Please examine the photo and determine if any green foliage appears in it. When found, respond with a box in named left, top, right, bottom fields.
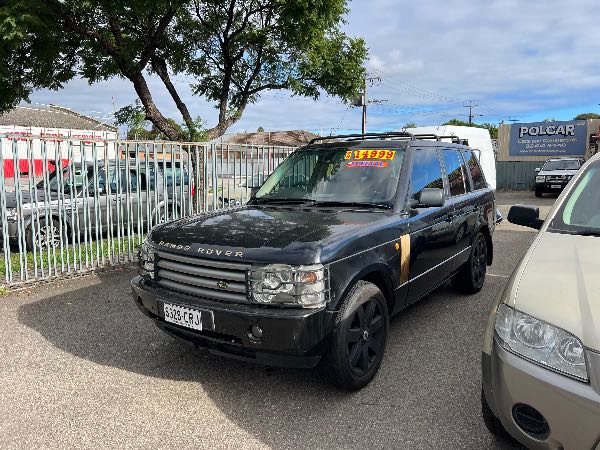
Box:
left=0, top=0, right=367, bottom=140
left=574, top=113, right=600, bottom=120
left=403, top=122, right=417, bottom=129
left=257, top=126, right=265, bottom=132
left=442, top=119, right=498, bottom=139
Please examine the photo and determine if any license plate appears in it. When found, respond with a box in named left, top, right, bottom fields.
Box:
left=551, top=184, right=562, bottom=189
left=163, top=303, right=204, bottom=331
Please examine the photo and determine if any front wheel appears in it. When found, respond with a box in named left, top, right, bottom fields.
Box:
left=323, top=281, right=389, bottom=390
left=535, top=187, right=543, bottom=197
left=451, top=232, right=488, bottom=294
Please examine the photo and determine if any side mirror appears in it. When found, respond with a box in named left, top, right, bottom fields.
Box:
left=414, top=188, right=445, bottom=208
left=508, top=204, right=544, bottom=230
left=535, top=167, right=541, bottom=173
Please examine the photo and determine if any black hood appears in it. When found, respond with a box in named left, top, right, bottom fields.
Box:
left=149, top=205, right=391, bottom=265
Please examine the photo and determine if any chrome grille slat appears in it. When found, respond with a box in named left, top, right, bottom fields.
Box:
left=156, top=259, right=246, bottom=281
left=158, top=269, right=246, bottom=293
left=159, top=279, right=247, bottom=303
left=156, top=250, right=249, bottom=304
left=156, top=251, right=249, bottom=271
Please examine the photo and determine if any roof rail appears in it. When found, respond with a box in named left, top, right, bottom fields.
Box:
left=308, top=131, right=469, bottom=146
left=437, top=135, right=462, bottom=144
left=309, top=132, right=415, bottom=145
left=412, top=134, right=441, bottom=141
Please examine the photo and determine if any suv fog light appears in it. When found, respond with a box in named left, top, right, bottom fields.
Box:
left=250, top=325, right=263, bottom=339
left=512, top=403, right=550, bottom=439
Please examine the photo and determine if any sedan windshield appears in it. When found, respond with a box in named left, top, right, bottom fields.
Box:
left=549, top=162, right=600, bottom=235
left=253, top=147, right=405, bottom=207
left=542, top=159, right=580, bottom=171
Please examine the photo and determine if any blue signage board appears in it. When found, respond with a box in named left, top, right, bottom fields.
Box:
left=509, top=120, right=588, bottom=157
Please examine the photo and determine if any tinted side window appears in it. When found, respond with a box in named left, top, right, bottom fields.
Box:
left=464, top=150, right=486, bottom=190
left=441, top=149, right=468, bottom=196
left=410, top=149, right=444, bottom=196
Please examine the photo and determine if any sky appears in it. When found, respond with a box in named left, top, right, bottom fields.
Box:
left=28, top=0, right=600, bottom=136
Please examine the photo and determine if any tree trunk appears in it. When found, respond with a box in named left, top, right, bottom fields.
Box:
left=152, top=58, right=196, bottom=135
left=129, top=71, right=185, bottom=141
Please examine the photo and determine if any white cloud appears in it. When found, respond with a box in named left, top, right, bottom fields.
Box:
left=28, top=0, right=600, bottom=133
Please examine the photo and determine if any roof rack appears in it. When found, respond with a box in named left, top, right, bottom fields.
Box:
left=309, top=132, right=415, bottom=145
left=309, top=132, right=468, bottom=146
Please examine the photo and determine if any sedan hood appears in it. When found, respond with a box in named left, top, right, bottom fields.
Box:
left=150, top=205, right=390, bottom=265
left=509, top=231, right=600, bottom=351
left=4, top=190, right=53, bottom=209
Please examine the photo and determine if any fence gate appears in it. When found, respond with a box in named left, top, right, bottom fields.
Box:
left=0, top=134, right=295, bottom=286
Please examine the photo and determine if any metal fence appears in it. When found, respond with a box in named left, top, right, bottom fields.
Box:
left=0, top=134, right=295, bottom=286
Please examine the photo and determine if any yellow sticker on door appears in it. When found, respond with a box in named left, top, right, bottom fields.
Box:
left=400, top=234, right=411, bottom=284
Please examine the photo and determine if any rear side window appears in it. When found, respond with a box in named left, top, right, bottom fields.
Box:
left=463, top=150, right=487, bottom=190
left=441, top=149, right=469, bottom=196
left=410, top=149, right=444, bottom=196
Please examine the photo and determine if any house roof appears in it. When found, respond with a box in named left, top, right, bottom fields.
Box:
left=217, top=130, right=319, bottom=147
left=0, top=105, right=117, bottom=132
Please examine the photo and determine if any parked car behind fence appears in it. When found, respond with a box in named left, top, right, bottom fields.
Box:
left=0, top=134, right=294, bottom=285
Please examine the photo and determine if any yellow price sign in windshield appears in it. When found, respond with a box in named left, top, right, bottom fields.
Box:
left=345, top=150, right=396, bottom=160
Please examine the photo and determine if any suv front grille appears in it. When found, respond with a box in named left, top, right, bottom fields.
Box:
left=547, top=175, right=568, bottom=182
left=156, top=251, right=250, bottom=303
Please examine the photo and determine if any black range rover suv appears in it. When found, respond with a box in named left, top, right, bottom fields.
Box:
left=132, top=132, right=496, bottom=389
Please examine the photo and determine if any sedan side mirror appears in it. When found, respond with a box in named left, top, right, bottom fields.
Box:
left=535, top=167, right=541, bottom=173
left=508, top=204, right=544, bottom=230
left=414, top=188, right=445, bottom=208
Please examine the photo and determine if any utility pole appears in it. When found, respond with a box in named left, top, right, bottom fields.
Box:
left=464, top=100, right=482, bottom=124
left=354, top=76, right=385, bottom=135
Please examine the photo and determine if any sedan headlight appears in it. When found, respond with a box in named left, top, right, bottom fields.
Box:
left=138, top=239, right=156, bottom=279
left=249, top=264, right=328, bottom=308
left=535, top=175, right=546, bottom=183
left=495, top=304, right=588, bottom=381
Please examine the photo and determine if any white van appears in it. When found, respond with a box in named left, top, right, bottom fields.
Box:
left=405, top=125, right=497, bottom=190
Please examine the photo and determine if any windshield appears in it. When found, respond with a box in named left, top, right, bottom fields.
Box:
left=253, top=147, right=405, bottom=206
left=549, top=162, right=600, bottom=235
left=42, top=165, right=89, bottom=194
left=542, top=159, right=580, bottom=171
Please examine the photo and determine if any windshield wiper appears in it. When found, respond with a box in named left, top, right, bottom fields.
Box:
left=251, top=198, right=316, bottom=205
left=308, top=201, right=391, bottom=210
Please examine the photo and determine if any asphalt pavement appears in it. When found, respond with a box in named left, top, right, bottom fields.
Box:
left=0, top=192, right=552, bottom=449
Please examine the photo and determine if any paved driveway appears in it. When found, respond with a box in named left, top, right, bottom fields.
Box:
left=0, top=192, right=548, bottom=449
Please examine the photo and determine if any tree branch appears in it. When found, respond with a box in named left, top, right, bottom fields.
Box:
left=152, top=57, right=195, bottom=133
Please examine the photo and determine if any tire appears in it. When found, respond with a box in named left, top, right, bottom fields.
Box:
left=25, top=217, right=65, bottom=251
left=481, top=389, right=516, bottom=443
left=322, top=281, right=389, bottom=390
left=452, top=232, right=488, bottom=294
left=535, top=187, right=543, bottom=198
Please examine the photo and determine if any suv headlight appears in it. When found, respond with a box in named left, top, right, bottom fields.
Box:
left=138, top=239, right=156, bottom=279
left=249, top=264, right=328, bottom=308
left=535, top=175, right=546, bottom=183
left=495, top=304, right=588, bottom=381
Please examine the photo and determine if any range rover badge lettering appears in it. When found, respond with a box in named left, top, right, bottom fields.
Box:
left=197, top=247, right=243, bottom=257
left=217, top=280, right=229, bottom=290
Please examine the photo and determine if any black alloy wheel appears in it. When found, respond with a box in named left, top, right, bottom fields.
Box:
left=347, top=298, right=385, bottom=376
left=323, top=281, right=389, bottom=390
left=451, top=232, right=488, bottom=294
left=471, top=234, right=488, bottom=288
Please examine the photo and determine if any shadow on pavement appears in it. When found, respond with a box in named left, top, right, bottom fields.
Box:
left=17, top=229, right=534, bottom=449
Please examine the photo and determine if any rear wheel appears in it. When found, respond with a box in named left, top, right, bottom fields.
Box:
left=452, top=232, right=488, bottom=294
left=26, top=217, right=65, bottom=251
left=323, top=281, right=389, bottom=390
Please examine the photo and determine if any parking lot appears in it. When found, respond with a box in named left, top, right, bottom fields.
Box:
left=0, top=192, right=556, bottom=449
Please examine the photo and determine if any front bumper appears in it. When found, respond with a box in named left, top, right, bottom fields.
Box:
left=482, top=338, right=600, bottom=449
left=131, top=276, right=336, bottom=368
left=535, top=181, right=569, bottom=192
